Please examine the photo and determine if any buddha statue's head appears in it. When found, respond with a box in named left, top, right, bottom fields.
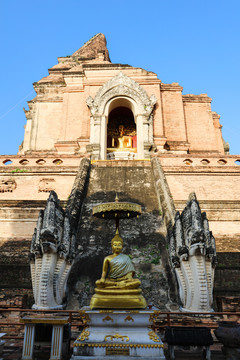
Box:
left=118, top=125, right=125, bottom=137
left=111, top=230, right=123, bottom=255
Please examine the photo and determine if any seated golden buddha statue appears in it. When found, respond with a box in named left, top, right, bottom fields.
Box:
left=90, top=230, right=147, bottom=309
left=117, top=125, right=133, bottom=150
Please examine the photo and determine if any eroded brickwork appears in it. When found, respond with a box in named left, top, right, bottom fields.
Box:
left=19, top=34, right=225, bottom=156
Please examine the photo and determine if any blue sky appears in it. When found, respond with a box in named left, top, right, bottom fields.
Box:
left=0, top=0, right=240, bottom=155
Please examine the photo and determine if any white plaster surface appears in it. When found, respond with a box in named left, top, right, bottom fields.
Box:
left=72, top=308, right=165, bottom=359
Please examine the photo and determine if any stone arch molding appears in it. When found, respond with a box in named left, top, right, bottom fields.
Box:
left=86, top=71, right=157, bottom=160
left=86, top=71, right=157, bottom=116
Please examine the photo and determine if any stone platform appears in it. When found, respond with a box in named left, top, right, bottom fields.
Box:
left=72, top=307, right=165, bottom=359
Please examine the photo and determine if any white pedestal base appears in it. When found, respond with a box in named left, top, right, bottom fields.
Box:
left=107, top=152, right=136, bottom=160
left=72, top=308, right=165, bottom=359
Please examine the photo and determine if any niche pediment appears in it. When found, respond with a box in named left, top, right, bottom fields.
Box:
left=86, top=71, right=156, bottom=116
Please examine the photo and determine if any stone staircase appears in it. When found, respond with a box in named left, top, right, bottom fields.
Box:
left=1, top=341, right=225, bottom=359
left=67, top=159, right=178, bottom=310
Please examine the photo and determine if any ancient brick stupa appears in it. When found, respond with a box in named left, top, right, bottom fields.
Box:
left=0, top=33, right=239, bottom=314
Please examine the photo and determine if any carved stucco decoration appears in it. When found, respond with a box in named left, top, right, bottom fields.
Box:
left=0, top=178, right=17, bottom=193
left=38, top=178, right=55, bottom=193
left=86, top=71, right=157, bottom=117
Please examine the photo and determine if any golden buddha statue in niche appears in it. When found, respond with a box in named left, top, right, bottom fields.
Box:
left=117, top=125, right=133, bottom=150
left=90, top=230, right=147, bottom=309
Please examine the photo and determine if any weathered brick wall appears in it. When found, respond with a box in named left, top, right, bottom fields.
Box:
left=0, top=239, right=34, bottom=309
left=161, top=84, right=187, bottom=142
left=214, top=253, right=240, bottom=296
left=214, top=252, right=240, bottom=311
left=72, top=33, right=110, bottom=61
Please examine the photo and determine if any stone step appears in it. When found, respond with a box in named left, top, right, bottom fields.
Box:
left=2, top=345, right=226, bottom=360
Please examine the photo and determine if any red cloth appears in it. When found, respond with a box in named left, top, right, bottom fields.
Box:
left=132, top=136, right=137, bottom=148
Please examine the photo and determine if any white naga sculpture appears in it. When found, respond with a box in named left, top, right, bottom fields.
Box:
left=169, top=193, right=217, bottom=312
left=29, top=158, right=90, bottom=310
left=29, top=191, right=76, bottom=309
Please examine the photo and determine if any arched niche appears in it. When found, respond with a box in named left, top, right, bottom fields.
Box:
left=105, top=98, right=137, bottom=159
left=86, top=72, right=156, bottom=160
